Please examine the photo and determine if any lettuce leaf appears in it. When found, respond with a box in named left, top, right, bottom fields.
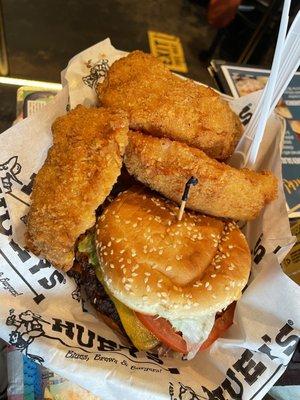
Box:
left=78, top=233, right=99, bottom=267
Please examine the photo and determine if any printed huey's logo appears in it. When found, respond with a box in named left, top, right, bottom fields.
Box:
left=82, top=59, right=109, bottom=88
left=0, top=156, right=23, bottom=193
left=168, top=321, right=298, bottom=400
left=6, top=309, right=47, bottom=364
left=169, top=382, right=204, bottom=400
left=5, top=309, right=180, bottom=374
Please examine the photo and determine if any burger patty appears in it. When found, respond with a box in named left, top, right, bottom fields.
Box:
left=69, top=251, right=123, bottom=331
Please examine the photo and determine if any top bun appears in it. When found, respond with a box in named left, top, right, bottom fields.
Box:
left=96, top=187, right=251, bottom=320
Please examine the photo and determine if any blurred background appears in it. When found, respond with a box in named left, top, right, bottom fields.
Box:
left=0, top=1, right=299, bottom=399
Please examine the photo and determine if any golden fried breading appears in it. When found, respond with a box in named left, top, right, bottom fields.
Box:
left=98, top=51, right=243, bottom=160
left=26, top=105, right=128, bottom=271
left=124, top=132, right=277, bottom=221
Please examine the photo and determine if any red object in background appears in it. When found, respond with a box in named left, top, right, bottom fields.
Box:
left=208, top=0, right=242, bottom=28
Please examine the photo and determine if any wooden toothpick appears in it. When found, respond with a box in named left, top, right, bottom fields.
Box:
left=178, top=176, right=198, bottom=221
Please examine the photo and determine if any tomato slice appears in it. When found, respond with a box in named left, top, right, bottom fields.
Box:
left=136, top=302, right=236, bottom=354
left=200, top=303, right=236, bottom=351
left=135, top=312, right=188, bottom=354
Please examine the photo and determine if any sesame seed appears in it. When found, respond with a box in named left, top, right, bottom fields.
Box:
left=132, top=273, right=138, bottom=277
left=228, top=245, right=233, bottom=249
left=119, top=258, right=124, bottom=262
left=116, top=238, right=122, bottom=243
left=122, top=277, right=126, bottom=283
left=132, top=264, right=139, bottom=271
left=110, top=264, right=115, bottom=269
left=125, top=284, right=131, bottom=291
left=107, top=241, right=112, bottom=247
left=207, top=285, right=212, bottom=291
left=110, top=250, right=114, bottom=255
left=225, top=286, right=230, bottom=291
left=166, top=266, right=172, bottom=271
left=127, top=278, right=133, bottom=283
left=158, top=250, right=163, bottom=255
left=157, top=293, right=162, bottom=298
left=176, top=255, right=183, bottom=261
left=133, top=223, right=137, bottom=228
left=215, top=265, right=221, bottom=270
left=127, top=259, right=132, bottom=264
left=103, top=251, right=108, bottom=256
left=123, top=268, right=127, bottom=274
left=161, top=292, right=167, bottom=298
left=145, top=272, right=151, bottom=276
left=120, top=249, right=125, bottom=254
left=146, top=285, right=151, bottom=292
left=142, top=296, right=148, bottom=301
left=144, top=277, right=149, bottom=283
left=211, top=274, right=216, bottom=278
left=205, top=282, right=209, bottom=288
left=161, top=299, right=168, bottom=305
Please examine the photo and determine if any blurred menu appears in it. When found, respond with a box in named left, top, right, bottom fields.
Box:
left=211, top=63, right=300, bottom=219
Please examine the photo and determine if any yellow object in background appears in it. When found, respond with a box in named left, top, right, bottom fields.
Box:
left=148, top=31, right=188, bottom=73
left=282, top=220, right=300, bottom=284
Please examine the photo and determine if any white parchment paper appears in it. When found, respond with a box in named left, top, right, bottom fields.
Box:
left=0, top=39, right=299, bottom=400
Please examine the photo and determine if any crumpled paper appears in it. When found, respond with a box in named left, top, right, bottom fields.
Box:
left=0, top=38, right=299, bottom=400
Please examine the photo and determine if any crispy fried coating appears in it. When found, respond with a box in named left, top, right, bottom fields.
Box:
left=98, top=51, right=243, bottom=160
left=26, top=105, right=129, bottom=271
left=124, top=132, right=277, bottom=221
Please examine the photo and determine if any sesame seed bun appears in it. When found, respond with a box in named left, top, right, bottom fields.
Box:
left=95, top=188, right=251, bottom=320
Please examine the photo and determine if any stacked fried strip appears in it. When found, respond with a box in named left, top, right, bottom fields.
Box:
left=26, top=105, right=128, bottom=270
left=98, top=51, right=243, bottom=160
left=124, top=131, right=277, bottom=221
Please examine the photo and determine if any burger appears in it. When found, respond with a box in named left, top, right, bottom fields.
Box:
left=76, top=187, right=251, bottom=358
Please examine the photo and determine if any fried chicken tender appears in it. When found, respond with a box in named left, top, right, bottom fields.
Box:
left=26, top=105, right=129, bottom=271
left=124, top=132, right=277, bottom=221
left=98, top=51, right=243, bottom=160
